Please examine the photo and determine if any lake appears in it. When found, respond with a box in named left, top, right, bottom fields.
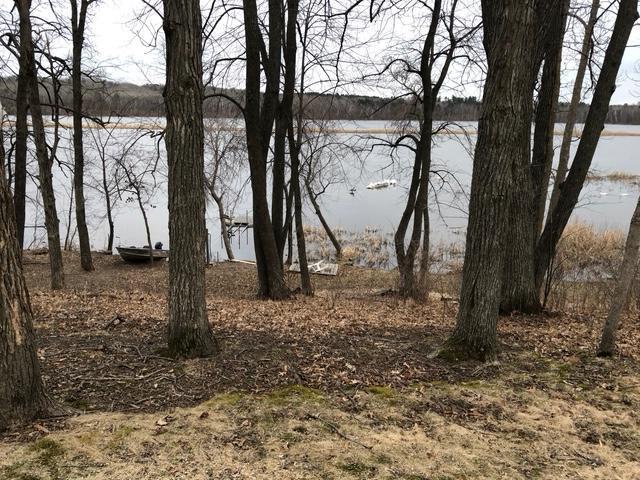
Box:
left=14, top=119, right=640, bottom=265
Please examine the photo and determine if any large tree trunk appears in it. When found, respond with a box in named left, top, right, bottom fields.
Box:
left=597, top=195, right=640, bottom=356
left=0, top=101, right=52, bottom=431
left=499, top=0, right=567, bottom=315
left=13, top=53, right=28, bottom=251
left=546, top=0, right=599, bottom=224
left=163, top=0, right=218, bottom=358
left=442, top=0, right=536, bottom=361
left=16, top=0, right=65, bottom=290
left=243, top=0, right=289, bottom=299
left=535, top=0, right=638, bottom=293
left=71, top=0, right=94, bottom=271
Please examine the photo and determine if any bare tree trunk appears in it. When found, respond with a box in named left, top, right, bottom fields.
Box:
left=394, top=0, right=450, bottom=302
left=531, top=0, right=569, bottom=235
left=546, top=0, right=599, bottom=224
left=101, top=154, right=114, bottom=252
left=64, top=183, right=74, bottom=251
left=285, top=212, right=293, bottom=266
left=0, top=101, right=53, bottom=431
left=306, top=181, right=341, bottom=259
left=536, top=0, right=638, bottom=293
left=211, top=190, right=234, bottom=260
left=70, top=0, right=94, bottom=271
left=291, top=147, right=312, bottom=295
left=17, top=0, right=65, bottom=290
left=243, top=0, right=289, bottom=299
left=163, top=0, right=218, bottom=358
left=417, top=204, right=430, bottom=295
left=135, top=191, right=153, bottom=263
left=597, top=196, right=640, bottom=356
left=442, top=0, right=536, bottom=361
left=13, top=53, right=28, bottom=251
left=499, top=0, right=567, bottom=315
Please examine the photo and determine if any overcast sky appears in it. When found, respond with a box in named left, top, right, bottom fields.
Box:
left=11, top=0, right=640, bottom=103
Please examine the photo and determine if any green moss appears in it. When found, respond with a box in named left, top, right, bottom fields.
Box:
left=204, top=392, right=245, bottom=409
left=337, top=461, right=377, bottom=477
left=106, top=425, right=136, bottom=451
left=292, top=425, right=308, bottom=434
left=26, top=438, right=65, bottom=480
left=1, top=461, right=42, bottom=480
left=28, top=438, right=64, bottom=461
left=366, top=385, right=395, bottom=398
left=373, top=453, right=392, bottom=464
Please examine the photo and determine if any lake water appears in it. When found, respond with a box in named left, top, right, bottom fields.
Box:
left=14, top=119, right=640, bottom=264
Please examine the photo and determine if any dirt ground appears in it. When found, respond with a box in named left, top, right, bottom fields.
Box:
left=1, top=251, right=640, bottom=479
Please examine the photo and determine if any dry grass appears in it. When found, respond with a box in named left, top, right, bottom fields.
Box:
left=2, top=373, right=639, bottom=480
left=586, top=170, right=640, bottom=185
left=304, top=226, right=394, bottom=269
left=544, top=222, right=626, bottom=314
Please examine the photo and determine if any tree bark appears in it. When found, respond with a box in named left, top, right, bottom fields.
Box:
left=0, top=101, right=52, bottom=431
left=16, top=0, right=65, bottom=290
left=546, top=0, right=599, bottom=225
left=163, top=0, right=218, bottom=358
left=442, top=0, right=536, bottom=360
left=242, top=0, right=289, bottom=299
left=417, top=203, right=430, bottom=295
left=531, top=0, right=569, bottom=235
left=499, top=0, right=567, bottom=315
left=535, top=0, right=638, bottom=293
left=71, top=0, right=94, bottom=271
left=290, top=139, right=312, bottom=295
left=13, top=50, right=28, bottom=251
left=272, top=0, right=298, bottom=261
left=597, top=195, right=640, bottom=356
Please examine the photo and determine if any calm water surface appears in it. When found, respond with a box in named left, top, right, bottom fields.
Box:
left=17, top=120, right=640, bottom=262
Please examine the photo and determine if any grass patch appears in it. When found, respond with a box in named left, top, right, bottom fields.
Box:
left=204, top=392, right=244, bottom=409
left=0, top=461, right=43, bottom=480
left=106, top=425, right=136, bottom=451
left=366, top=385, right=396, bottom=398
left=337, top=461, right=377, bottom=477
left=263, top=385, right=325, bottom=406
left=28, top=438, right=64, bottom=462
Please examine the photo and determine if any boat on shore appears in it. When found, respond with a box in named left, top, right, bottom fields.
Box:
left=116, top=246, right=169, bottom=263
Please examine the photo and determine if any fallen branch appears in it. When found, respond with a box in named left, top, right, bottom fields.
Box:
left=305, top=413, right=372, bottom=450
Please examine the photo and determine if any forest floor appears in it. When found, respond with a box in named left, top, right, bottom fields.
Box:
left=1, top=251, right=640, bottom=479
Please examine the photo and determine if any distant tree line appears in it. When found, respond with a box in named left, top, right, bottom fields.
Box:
left=2, top=77, right=639, bottom=124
